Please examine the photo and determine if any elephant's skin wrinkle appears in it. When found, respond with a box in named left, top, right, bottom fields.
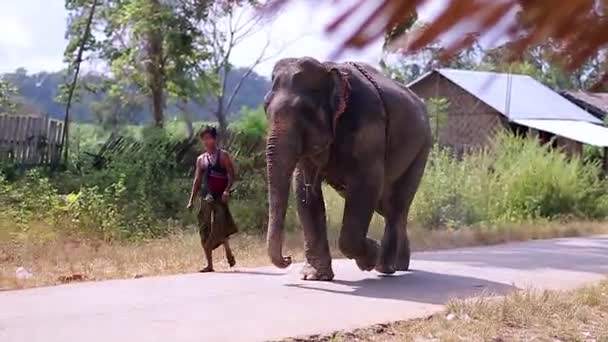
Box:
left=264, top=57, right=432, bottom=280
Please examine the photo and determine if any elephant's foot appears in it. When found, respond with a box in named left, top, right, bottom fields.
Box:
left=301, top=263, right=334, bottom=281
left=394, top=236, right=411, bottom=271
left=375, top=263, right=396, bottom=275
left=377, top=243, right=397, bottom=275
left=354, top=239, right=379, bottom=272
left=395, top=252, right=410, bottom=271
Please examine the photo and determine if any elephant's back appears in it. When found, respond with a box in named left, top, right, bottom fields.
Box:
left=338, top=62, right=432, bottom=181
left=340, top=62, right=430, bottom=136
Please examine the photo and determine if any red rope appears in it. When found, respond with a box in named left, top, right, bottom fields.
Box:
left=333, top=72, right=352, bottom=135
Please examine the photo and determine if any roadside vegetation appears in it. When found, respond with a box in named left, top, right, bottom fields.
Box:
left=280, top=280, right=608, bottom=342
left=2, top=0, right=608, bottom=292
left=2, top=106, right=608, bottom=289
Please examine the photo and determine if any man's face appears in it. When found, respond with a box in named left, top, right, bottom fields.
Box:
left=201, top=133, right=216, bottom=150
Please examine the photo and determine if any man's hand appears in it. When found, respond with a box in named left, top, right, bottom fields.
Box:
left=221, top=191, right=230, bottom=203
left=187, top=199, right=194, bottom=210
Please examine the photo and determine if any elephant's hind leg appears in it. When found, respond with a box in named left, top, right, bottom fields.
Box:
left=294, top=165, right=334, bottom=281
left=378, top=145, right=430, bottom=273
left=375, top=202, right=401, bottom=275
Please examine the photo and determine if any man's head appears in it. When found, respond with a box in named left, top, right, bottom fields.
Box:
left=200, top=126, right=218, bottom=151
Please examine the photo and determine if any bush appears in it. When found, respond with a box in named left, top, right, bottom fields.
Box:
left=411, top=147, right=482, bottom=228
left=0, top=170, right=61, bottom=224
left=229, top=106, right=268, bottom=139
left=3, top=124, right=606, bottom=240
left=488, top=134, right=608, bottom=220
left=77, top=127, right=192, bottom=238
left=411, top=132, right=608, bottom=228
left=64, top=181, right=126, bottom=240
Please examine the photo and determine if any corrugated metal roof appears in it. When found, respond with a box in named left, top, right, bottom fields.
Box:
left=412, top=68, right=603, bottom=124
left=513, top=119, right=608, bottom=147
left=561, top=91, right=608, bottom=119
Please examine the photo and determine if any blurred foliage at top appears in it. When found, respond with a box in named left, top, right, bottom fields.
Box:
left=272, top=0, right=608, bottom=90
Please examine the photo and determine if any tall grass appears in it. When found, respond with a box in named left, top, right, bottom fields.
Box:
left=1, top=124, right=607, bottom=241
left=412, top=132, right=608, bottom=228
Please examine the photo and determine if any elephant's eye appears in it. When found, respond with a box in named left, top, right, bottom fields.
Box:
left=263, top=91, right=273, bottom=112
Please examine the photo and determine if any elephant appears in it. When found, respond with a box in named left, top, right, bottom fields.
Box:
left=263, top=57, right=431, bottom=281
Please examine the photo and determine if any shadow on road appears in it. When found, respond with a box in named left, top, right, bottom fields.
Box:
left=285, top=270, right=516, bottom=305
left=218, top=270, right=284, bottom=276
left=282, top=236, right=608, bottom=305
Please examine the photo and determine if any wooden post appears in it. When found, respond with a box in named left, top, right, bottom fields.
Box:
left=61, top=0, right=97, bottom=165
left=603, top=147, right=608, bottom=176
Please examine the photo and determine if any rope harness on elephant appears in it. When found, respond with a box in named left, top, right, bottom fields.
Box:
left=303, top=62, right=391, bottom=204
left=346, top=62, right=391, bottom=163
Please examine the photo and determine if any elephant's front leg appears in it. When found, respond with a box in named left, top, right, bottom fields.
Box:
left=294, top=165, right=334, bottom=281
left=339, top=172, right=383, bottom=272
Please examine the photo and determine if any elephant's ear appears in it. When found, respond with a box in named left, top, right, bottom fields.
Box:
left=328, top=68, right=351, bottom=134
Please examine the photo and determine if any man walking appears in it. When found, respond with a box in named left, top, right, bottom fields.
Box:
left=187, top=126, right=238, bottom=272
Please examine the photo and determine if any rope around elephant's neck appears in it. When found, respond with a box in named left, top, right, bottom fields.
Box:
left=302, top=62, right=392, bottom=204
left=346, top=62, right=391, bottom=163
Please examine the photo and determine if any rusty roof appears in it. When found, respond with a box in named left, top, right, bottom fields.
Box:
left=561, top=91, right=608, bottom=119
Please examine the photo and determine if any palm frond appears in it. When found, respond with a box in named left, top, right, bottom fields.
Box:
left=265, top=0, right=608, bottom=88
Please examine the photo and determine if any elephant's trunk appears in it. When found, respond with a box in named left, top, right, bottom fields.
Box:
left=265, top=125, right=297, bottom=269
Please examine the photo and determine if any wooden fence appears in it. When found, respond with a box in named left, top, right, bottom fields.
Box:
left=0, top=114, right=64, bottom=166
left=90, top=129, right=265, bottom=174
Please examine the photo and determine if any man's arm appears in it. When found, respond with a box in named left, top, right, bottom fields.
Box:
left=187, top=156, right=204, bottom=208
left=222, top=151, right=236, bottom=192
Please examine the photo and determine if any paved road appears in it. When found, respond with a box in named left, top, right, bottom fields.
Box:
left=2, top=236, right=608, bottom=342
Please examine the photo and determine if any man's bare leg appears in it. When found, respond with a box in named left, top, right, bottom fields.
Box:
left=198, top=201, right=214, bottom=273
left=200, top=247, right=214, bottom=273
left=224, top=240, right=236, bottom=267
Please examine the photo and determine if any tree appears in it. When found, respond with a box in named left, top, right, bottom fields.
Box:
left=62, top=0, right=97, bottom=163
left=0, top=79, right=18, bottom=114
left=0, top=66, right=270, bottom=124
left=382, top=18, right=605, bottom=93
left=89, top=86, right=145, bottom=130
left=200, top=1, right=271, bottom=134
left=64, top=0, right=215, bottom=127
left=382, top=21, right=483, bottom=84
left=479, top=7, right=608, bottom=91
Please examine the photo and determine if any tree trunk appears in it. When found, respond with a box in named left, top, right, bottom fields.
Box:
left=61, top=0, right=97, bottom=165
left=603, top=147, right=608, bottom=177
left=177, top=100, right=194, bottom=139
left=216, top=100, right=228, bottom=137
left=146, top=0, right=165, bottom=128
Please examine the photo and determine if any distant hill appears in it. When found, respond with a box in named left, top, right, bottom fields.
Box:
left=1, top=67, right=271, bottom=124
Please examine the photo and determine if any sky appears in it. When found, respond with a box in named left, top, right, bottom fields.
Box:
left=0, top=0, right=507, bottom=77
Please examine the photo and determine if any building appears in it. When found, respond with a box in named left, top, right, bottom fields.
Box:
left=408, top=69, right=608, bottom=159
left=560, top=91, right=608, bottom=123
left=560, top=90, right=608, bottom=171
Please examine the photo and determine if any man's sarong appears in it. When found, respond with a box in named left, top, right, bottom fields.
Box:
left=197, top=199, right=238, bottom=251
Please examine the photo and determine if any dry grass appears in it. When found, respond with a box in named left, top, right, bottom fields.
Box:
left=0, top=228, right=298, bottom=290
left=2, top=219, right=608, bottom=291
left=281, top=280, right=608, bottom=342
